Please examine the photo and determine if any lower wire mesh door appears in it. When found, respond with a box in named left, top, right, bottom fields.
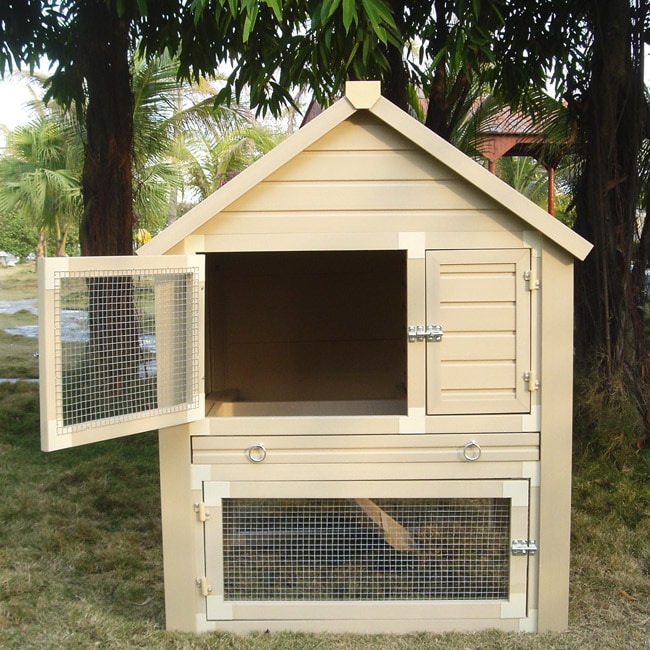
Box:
left=203, top=480, right=531, bottom=622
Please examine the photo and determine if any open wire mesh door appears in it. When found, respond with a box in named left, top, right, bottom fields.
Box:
left=39, top=255, right=204, bottom=450
left=204, top=480, right=530, bottom=622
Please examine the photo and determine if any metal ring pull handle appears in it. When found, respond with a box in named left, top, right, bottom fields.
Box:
left=246, top=443, right=267, bottom=463
left=463, top=440, right=482, bottom=461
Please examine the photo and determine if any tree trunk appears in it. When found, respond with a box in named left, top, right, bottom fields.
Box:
left=74, top=1, right=141, bottom=413
left=573, top=0, right=649, bottom=438
left=379, top=0, right=409, bottom=112
left=77, top=0, right=134, bottom=257
left=35, top=229, right=46, bottom=258
left=55, top=222, right=69, bottom=257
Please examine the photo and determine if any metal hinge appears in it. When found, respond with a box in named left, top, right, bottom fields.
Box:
left=524, top=371, right=539, bottom=391
left=407, top=324, right=444, bottom=343
left=511, top=539, right=538, bottom=556
left=196, top=577, right=213, bottom=597
left=524, top=269, right=540, bottom=291
left=193, top=502, right=210, bottom=522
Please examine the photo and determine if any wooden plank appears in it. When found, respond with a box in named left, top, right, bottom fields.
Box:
left=440, top=275, right=516, bottom=302
left=228, top=180, right=499, bottom=213
left=210, top=210, right=525, bottom=235
left=200, top=232, right=399, bottom=252
left=305, top=116, right=420, bottom=152
left=537, top=247, right=574, bottom=631
left=442, top=333, right=516, bottom=360
left=441, top=361, right=516, bottom=390
left=193, top=447, right=540, bottom=465
left=197, top=617, right=521, bottom=634
left=200, top=463, right=533, bottom=482
left=220, top=601, right=504, bottom=621
left=218, top=478, right=523, bottom=499
left=158, top=427, right=202, bottom=632
left=268, top=149, right=457, bottom=182
left=191, top=432, right=540, bottom=450
left=441, top=304, right=516, bottom=331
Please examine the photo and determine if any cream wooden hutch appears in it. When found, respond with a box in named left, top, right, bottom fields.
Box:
left=38, top=82, right=591, bottom=634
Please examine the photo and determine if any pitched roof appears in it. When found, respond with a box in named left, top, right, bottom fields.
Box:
left=139, top=81, right=591, bottom=260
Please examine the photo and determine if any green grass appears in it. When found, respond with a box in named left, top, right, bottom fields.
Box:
left=0, top=262, right=37, bottom=300
left=0, top=263, right=39, bottom=379
left=0, top=329, right=39, bottom=378
left=0, top=381, right=648, bottom=649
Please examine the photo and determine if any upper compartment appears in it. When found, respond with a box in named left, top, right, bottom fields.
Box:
left=136, top=82, right=590, bottom=425
left=204, top=249, right=407, bottom=417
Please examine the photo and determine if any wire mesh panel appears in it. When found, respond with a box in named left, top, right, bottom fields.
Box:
left=221, top=497, right=511, bottom=601
left=52, top=266, right=200, bottom=434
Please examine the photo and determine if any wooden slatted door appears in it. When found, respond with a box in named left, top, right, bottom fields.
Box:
left=425, top=249, right=532, bottom=415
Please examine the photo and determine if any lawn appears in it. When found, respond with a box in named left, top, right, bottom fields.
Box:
left=0, top=262, right=39, bottom=379
left=0, top=262, right=38, bottom=301
left=0, top=263, right=648, bottom=648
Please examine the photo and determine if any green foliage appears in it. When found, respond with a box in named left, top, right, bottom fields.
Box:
left=130, top=54, right=185, bottom=233
left=0, top=1, right=54, bottom=74
left=0, top=56, right=271, bottom=244
left=182, top=119, right=284, bottom=201
left=198, top=0, right=402, bottom=116
left=0, top=210, right=38, bottom=258
left=0, top=0, right=595, bottom=257
left=0, top=108, right=83, bottom=256
left=129, top=53, right=285, bottom=231
left=495, top=157, right=549, bottom=207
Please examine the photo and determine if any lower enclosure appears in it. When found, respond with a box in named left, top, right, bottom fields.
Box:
left=193, top=478, right=537, bottom=632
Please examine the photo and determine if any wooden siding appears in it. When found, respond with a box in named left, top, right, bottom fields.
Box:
left=228, top=118, right=497, bottom=210
left=153, top=106, right=579, bottom=265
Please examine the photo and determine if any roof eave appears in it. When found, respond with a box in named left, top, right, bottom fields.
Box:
left=369, top=97, right=592, bottom=261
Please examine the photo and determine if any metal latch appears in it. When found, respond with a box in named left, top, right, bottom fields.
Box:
left=511, top=539, right=538, bottom=556
left=524, top=371, right=539, bottom=391
left=524, top=269, right=540, bottom=291
left=408, top=324, right=444, bottom=343
left=196, top=577, right=213, bottom=596
left=194, top=502, right=210, bottom=522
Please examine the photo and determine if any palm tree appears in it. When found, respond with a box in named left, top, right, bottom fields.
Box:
left=0, top=111, right=83, bottom=257
left=182, top=119, right=284, bottom=202
left=0, top=58, right=285, bottom=256
left=129, top=54, right=284, bottom=232
left=495, top=156, right=551, bottom=206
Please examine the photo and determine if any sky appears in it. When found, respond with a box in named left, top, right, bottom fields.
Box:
left=0, top=73, right=44, bottom=147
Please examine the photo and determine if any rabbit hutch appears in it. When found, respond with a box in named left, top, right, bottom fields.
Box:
left=38, top=82, right=591, bottom=634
